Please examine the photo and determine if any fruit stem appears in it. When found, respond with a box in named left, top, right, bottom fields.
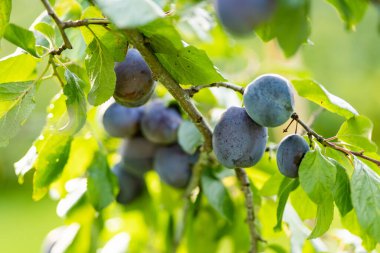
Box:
left=235, top=168, right=264, bottom=253
left=292, top=112, right=380, bottom=167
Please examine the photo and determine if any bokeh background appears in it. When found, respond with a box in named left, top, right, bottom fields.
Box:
left=1, top=0, right=380, bottom=252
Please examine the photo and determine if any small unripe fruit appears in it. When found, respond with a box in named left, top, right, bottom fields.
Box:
left=114, top=48, right=156, bottom=107
left=276, top=134, right=310, bottom=178
left=141, top=101, right=182, bottom=144
left=102, top=102, right=143, bottom=138
left=112, top=162, right=145, bottom=204
left=213, top=106, right=268, bottom=168
left=244, top=74, right=295, bottom=127
left=120, top=137, right=160, bottom=176
left=154, top=145, right=198, bottom=189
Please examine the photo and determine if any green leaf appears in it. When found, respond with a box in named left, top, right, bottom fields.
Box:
left=31, top=94, right=74, bottom=200
left=138, top=20, right=225, bottom=85
left=256, top=0, right=311, bottom=57
left=274, top=177, right=299, bottom=231
left=33, top=132, right=73, bottom=200
left=96, top=0, right=165, bottom=28
left=63, top=70, right=87, bottom=134
left=0, top=81, right=36, bottom=147
left=0, top=53, right=39, bottom=83
left=290, top=186, right=318, bottom=220
left=342, top=210, right=378, bottom=251
left=332, top=160, right=353, bottom=216
left=178, top=120, right=204, bottom=155
left=337, top=115, right=377, bottom=152
left=308, top=196, right=334, bottom=238
left=87, top=151, right=118, bottom=211
left=4, top=23, right=38, bottom=57
left=139, top=19, right=183, bottom=53
left=299, top=147, right=337, bottom=204
left=326, top=0, right=368, bottom=29
left=156, top=46, right=225, bottom=85
left=201, top=169, right=234, bottom=221
left=273, top=0, right=310, bottom=57
left=80, top=6, right=128, bottom=62
left=260, top=171, right=284, bottom=197
left=292, top=79, right=358, bottom=119
left=85, top=38, right=116, bottom=106
left=351, top=158, right=380, bottom=243
left=0, top=0, right=11, bottom=40
left=34, top=22, right=55, bottom=48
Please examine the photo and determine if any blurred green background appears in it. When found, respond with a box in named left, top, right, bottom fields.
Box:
left=1, top=0, right=380, bottom=252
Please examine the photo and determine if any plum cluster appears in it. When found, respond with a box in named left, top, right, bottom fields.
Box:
left=104, top=100, right=198, bottom=204
left=213, top=74, right=309, bottom=178
left=104, top=49, right=198, bottom=205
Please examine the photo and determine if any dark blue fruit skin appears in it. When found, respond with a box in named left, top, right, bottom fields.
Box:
left=154, top=145, right=198, bottom=189
left=102, top=102, right=143, bottom=138
left=276, top=134, right=310, bottom=178
left=114, top=48, right=156, bottom=107
left=120, top=137, right=160, bottom=175
left=141, top=101, right=182, bottom=144
left=244, top=74, right=295, bottom=127
left=215, top=0, right=276, bottom=35
left=213, top=107, right=268, bottom=168
left=112, top=162, right=145, bottom=204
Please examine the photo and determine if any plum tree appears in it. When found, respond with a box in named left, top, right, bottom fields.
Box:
left=213, top=106, right=268, bottom=168
left=276, top=134, right=310, bottom=178
left=102, top=102, right=143, bottom=138
left=6, top=1, right=380, bottom=251
left=113, top=48, right=156, bottom=107
left=214, top=0, right=276, bottom=35
left=243, top=74, right=295, bottom=127
left=120, top=136, right=160, bottom=175
left=141, top=101, right=182, bottom=144
left=154, top=145, right=197, bottom=189
left=112, top=162, right=145, bottom=204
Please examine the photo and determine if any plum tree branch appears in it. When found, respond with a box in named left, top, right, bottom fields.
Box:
left=186, top=82, right=245, bottom=97
left=235, top=168, right=263, bottom=253
left=41, top=0, right=72, bottom=54
left=124, top=29, right=213, bottom=152
left=62, top=18, right=110, bottom=28
left=291, top=112, right=380, bottom=166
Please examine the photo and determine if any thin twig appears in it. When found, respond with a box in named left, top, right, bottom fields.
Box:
left=235, top=168, right=263, bottom=253
left=124, top=29, right=213, bottom=152
left=186, top=82, right=245, bottom=97
left=292, top=113, right=380, bottom=166
left=41, top=0, right=72, bottom=53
